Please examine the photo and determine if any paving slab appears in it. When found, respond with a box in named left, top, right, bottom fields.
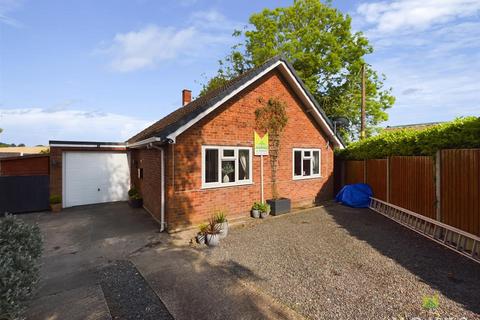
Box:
left=132, top=246, right=303, bottom=320
left=25, top=285, right=111, bottom=320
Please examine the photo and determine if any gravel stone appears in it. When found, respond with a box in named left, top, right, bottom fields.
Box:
left=99, top=260, right=173, bottom=320
left=204, top=202, right=480, bottom=319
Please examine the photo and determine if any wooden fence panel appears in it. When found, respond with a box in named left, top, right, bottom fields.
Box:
left=441, top=149, right=480, bottom=236
left=344, top=160, right=365, bottom=185
left=389, top=156, right=436, bottom=219
left=366, top=159, right=387, bottom=201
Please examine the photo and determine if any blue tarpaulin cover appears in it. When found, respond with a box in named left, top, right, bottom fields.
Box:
left=336, top=183, right=373, bottom=208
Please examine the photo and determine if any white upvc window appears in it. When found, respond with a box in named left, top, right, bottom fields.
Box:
left=202, top=146, right=253, bottom=189
left=292, top=148, right=321, bottom=180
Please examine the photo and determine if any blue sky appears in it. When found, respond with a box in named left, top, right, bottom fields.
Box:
left=1, top=0, right=479, bottom=146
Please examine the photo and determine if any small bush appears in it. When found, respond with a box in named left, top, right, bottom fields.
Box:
left=0, top=215, right=42, bottom=319
left=49, top=195, right=61, bottom=204
left=128, top=187, right=142, bottom=200
left=214, top=210, right=227, bottom=223
left=252, top=202, right=262, bottom=211
left=198, top=223, right=209, bottom=234
left=128, top=187, right=139, bottom=198
left=258, top=203, right=269, bottom=213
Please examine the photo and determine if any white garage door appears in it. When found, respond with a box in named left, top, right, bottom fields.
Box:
left=63, top=152, right=130, bottom=207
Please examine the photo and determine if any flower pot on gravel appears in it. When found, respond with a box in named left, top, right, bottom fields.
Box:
left=206, top=234, right=220, bottom=246
left=251, top=209, right=260, bottom=218
left=214, top=211, right=228, bottom=239
left=205, top=217, right=221, bottom=247
left=218, top=221, right=228, bottom=239
left=267, top=198, right=291, bottom=216
left=260, top=211, right=269, bottom=219
left=196, top=233, right=206, bottom=245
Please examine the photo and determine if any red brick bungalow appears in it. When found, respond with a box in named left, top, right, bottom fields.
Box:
left=127, top=56, right=344, bottom=231
left=49, top=56, right=344, bottom=232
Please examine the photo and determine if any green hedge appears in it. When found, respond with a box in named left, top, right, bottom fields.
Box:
left=0, top=215, right=42, bottom=320
left=336, top=117, right=480, bottom=160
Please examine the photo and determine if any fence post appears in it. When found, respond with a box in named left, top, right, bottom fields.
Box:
left=363, top=160, right=367, bottom=183
left=435, top=150, right=442, bottom=222
left=386, top=157, right=390, bottom=203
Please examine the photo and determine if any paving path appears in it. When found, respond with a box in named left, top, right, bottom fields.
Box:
left=132, top=246, right=303, bottom=320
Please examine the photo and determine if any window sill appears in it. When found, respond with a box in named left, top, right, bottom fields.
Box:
left=293, top=175, right=322, bottom=181
left=201, top=181, right=254, bottom=190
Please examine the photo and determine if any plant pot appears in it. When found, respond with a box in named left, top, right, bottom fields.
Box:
left=223, top=174, right=230, bottom=183
left=50, top=203, right=62, bottom=213
left=251, top=209, right=260, bottom=218
left=267, top=198, right=291, bottom=216
left=129, top=198, right=143, bottom=208
left=196, top=233, right=206, bottom=245
left=206, top=233, right=220, bottom=247
left=218, top=221, right=228, bottom=239
left=260, top=211, right=269, bottom=219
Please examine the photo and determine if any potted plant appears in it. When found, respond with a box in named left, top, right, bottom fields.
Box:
left=196, top=223, right=208, bottom=245
left=255, top=97, right=291, bottom=216
left=222, top=162, right=234, bottom=183
left=128, top=187, right=143, bottom=208
left=49, top=195, right=62, bottom=213
left=251, top=202, right=261, bottom=218
left=205, top=217, right=221, bottom=247
left=259, top=203, right=270, bottom=219
left=214, top=210, right=228, bottom=239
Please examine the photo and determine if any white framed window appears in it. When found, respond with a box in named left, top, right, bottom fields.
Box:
left=202, top=146, right=253, bottom=188
left=293, top=148, right=321, bottom=180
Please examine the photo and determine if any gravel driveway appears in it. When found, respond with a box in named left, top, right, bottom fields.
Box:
left=204, top=202, right=480, bottom=319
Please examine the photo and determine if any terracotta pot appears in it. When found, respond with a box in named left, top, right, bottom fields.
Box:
left=50, top=203, right=62, bottom=213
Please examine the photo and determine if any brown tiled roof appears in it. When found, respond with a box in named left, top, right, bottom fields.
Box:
left=127, top=58, right=275, bottom=144
left=126, top=55, right=343, bottom=147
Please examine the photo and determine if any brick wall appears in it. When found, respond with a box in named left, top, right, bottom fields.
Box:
left=130, top=148, right=162, bottom=220
left=0, top=155, right=49, bottom=176
left=165, top=70, right=334, bottom=230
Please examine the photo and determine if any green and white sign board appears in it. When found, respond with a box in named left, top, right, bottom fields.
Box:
left=254, top=131, right=269, bottom=156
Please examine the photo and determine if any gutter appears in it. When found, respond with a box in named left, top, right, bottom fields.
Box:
left=127, top=136, right=162, bottom=148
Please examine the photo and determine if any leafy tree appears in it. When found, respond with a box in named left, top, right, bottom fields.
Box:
left=200, top=0, right=395, bottom=142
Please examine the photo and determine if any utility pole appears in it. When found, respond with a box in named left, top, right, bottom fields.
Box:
left=360, top=63, right=366, bottom=140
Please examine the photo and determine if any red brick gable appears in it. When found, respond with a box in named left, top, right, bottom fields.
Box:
left=164, top=69, right=334, bottom=230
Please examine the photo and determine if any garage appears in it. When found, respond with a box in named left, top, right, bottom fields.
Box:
left=49, top=141, right=130, bottom=208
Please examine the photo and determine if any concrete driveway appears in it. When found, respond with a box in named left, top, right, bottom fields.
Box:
left=21, top=202, right=167, bottom=320
left=21, top=202, right=302, bottom=320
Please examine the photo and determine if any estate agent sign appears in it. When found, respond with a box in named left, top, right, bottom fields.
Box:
left=254, top=131, right=269, bottom=156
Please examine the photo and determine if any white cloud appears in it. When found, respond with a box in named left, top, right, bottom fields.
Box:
left=353, top=0, right=480, bottom=126
left=0, top=0, right=22, bottom=27
left=99, top=9, right=236, bottom=72
left=0, top=107, right=152, bottom=145
left=357, top=0, right=480, bottom=34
